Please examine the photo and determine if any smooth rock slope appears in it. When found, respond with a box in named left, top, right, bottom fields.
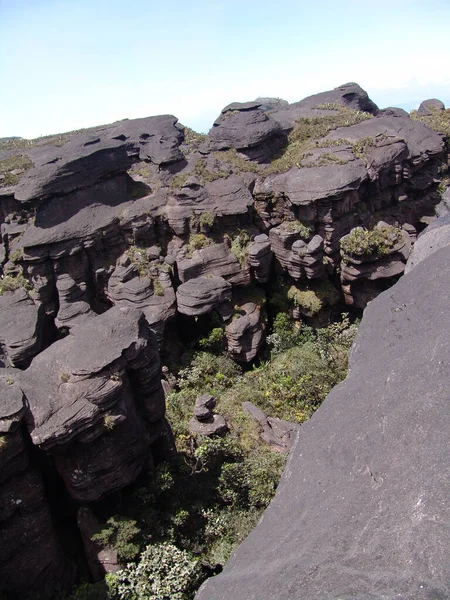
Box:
left=196, top=228, right=450, bottom=599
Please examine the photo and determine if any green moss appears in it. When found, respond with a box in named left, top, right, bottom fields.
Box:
left=9, top=248, right=24, bottom=264
left=340, top=224, right=403, bottom=260
left=265, top=106, right=373, bottom=175
left=60, top=372, right=70, bottom=383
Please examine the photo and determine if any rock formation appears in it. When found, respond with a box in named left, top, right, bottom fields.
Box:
left=195, top=219, right=450, bottom=600
left=0, top=82, right=448, bottom=598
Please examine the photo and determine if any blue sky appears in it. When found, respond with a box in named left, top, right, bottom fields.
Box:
left=1, top=0, right=449, bottom=138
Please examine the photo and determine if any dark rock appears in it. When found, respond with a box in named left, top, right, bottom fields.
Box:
left=248, top=234, right=273, bottom=283
left=377, top=107, right=409, bottom=118
left=417, top=98, right=445, bottom=116
left=176, top=276, right=232, bottom=316
left=405, top=215, right=450, bottom=274
left=208, top=103, right=284, bottom=156
left=77, top=506, right=120, bottom=581
left=0, top=289, right=45, bottom=367
left=196, top=243, right=450, bottom=600
left=20, top=306, right=165, bottom=502
left=225, top=302, right=265, bottom=362
left=177, top=243, right=245, bottom=285
left=242, top=401, right=297, bottom=452
left=189, top=413, right=228, bottom=436
left=290, top=82, right=379, bottom=115
left=14, top=116, right=184, bottom=202
left=194, top=394, right=216, bottom=421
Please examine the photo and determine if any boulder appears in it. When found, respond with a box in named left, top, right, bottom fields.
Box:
left=177, top=243, right=244, bottom=284
left=196, top=241, right=450, bottom=600
left=176, top=276, right=232, bottom=316
left=208, top=102, right=285, bottom=156
left=14, top=116, right=184, bottom=202
left=189, top=414, right=228, bottom=437
left=242, top=401, right=297, bottom=453
left=417, top=98, right=445, bottom=116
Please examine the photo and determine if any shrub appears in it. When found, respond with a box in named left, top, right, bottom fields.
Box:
left=288, top=280, right=340, bottom=317
left=0, top=268, right=32, bottom=295
left=91, top=515, right=142, bottom=563
left=199, top=212, right=215, bottom=229
left=283, top=220, right=313, bottom=239
left=185, top=234, right=211, bottom=257
left=230, top=230, right=250, bottom=268
left=60, top=372, right=70, bottom=383
left=198, top=327, right=225, bottom=353
left=106, top=543, right=202, bottom=600
left=340, top=224, right=402, bottom=260
left=177, top=352, right=242, bottom=393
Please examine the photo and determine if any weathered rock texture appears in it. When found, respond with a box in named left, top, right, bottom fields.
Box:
left=0, top=83, right=448, bottom=598
left=196, top=224, right=450, bottom=600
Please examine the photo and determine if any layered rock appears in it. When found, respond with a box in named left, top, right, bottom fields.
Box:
left=176, top=276, right=232, bottom=316
left=196, top=220, right=450, bottom=600
left=189, top=393, right=228, bottom=437
left=0, top=289, right=45, bottom=367
left=20, top=306, right=165, bottom=502
left=0, top=373, right=72, bottom=598
left=225, top=301, right=265, bottom=362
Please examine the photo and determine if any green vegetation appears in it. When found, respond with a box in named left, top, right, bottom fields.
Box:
left=126, top=246, right=165, bottom=295
left=229, top=230, right=250, bottom=267
left=171, top=159, right=229, bottom=189
left=185, top=233, right=212, bottom=257
left=214, top=148, right=260, bottom=174
left=411, top=108, right=450, bottom=139
left=60, top=372, right=70, bottom=383
left=288, top=280, right=340, bottom=317
left=199, top=212, right=215, bottom=229
left=106, top=543, right=202, bottom=600
left=340, top=224, right=403, bottom=261
left=103, top=415, right=117, bottom=431
left=92, top=516, right=141, bottom=562
left=182, top=127, right=207, bottom=153
left=6, top=376, right=14, bottom=386
left=0, top=436, right=8, bottom=449
left=0, top=154, right=34, bottom=186
left=64, top=292, right=358, bottom=600
left=0, top=268, right=33, bottom=295
left=9, top=248, right=24, bottom=264
left=265, top=105, right=372, bottom=174
left=283, top=220, right=313, bottom=239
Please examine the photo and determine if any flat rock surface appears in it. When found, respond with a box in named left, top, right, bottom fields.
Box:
left=14, top=115, right=183, bottom=202
left=197, top=244, right=450, bottom=599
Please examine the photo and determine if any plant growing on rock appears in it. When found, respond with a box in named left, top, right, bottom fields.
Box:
left=230, top=230, right=250, bottom=268
left=91, top=515, right=142, bottom=563
left=185, top=233, right=212, bottom=257
left=283, top=220, right=313, bottom=239
left=340, top=224, right=403, bottom=260
left=0, top=268, right=32, bottom=295
left=288, top=280, right=340, bottom=317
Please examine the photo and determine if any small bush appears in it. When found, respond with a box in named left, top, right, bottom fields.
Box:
left=106, top=542, right=202, bottom=600
left=283, top=220, right=313, bottom=239
left=0, top=268, right=32, bottom=295
left=288, top=280, right=340, bottom=317
left=340, top=224, right=403, bottom=260
left=91, top=515, right=142, bottom=563
left=60, top=372, right=70, bottom=383
left=230, top=230, right=250, bottom=268
left=185, top=234, right=212, bottom=257
left=199, top=212, right=215, bottom=229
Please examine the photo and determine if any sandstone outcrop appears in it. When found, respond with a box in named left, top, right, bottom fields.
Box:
left=189, top=393, right=228, bottom=437
left=196, top=218, right=450, bottom=600
left=0, top=82, right=448, bottom=598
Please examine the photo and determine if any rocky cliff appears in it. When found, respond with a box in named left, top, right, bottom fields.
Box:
left=195, top=215, right=450, bottom=600
left=0, top=83, right=448, bottom=598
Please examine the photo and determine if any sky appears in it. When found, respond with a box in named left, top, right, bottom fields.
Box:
left=1, top=0, right=449, bottom=139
